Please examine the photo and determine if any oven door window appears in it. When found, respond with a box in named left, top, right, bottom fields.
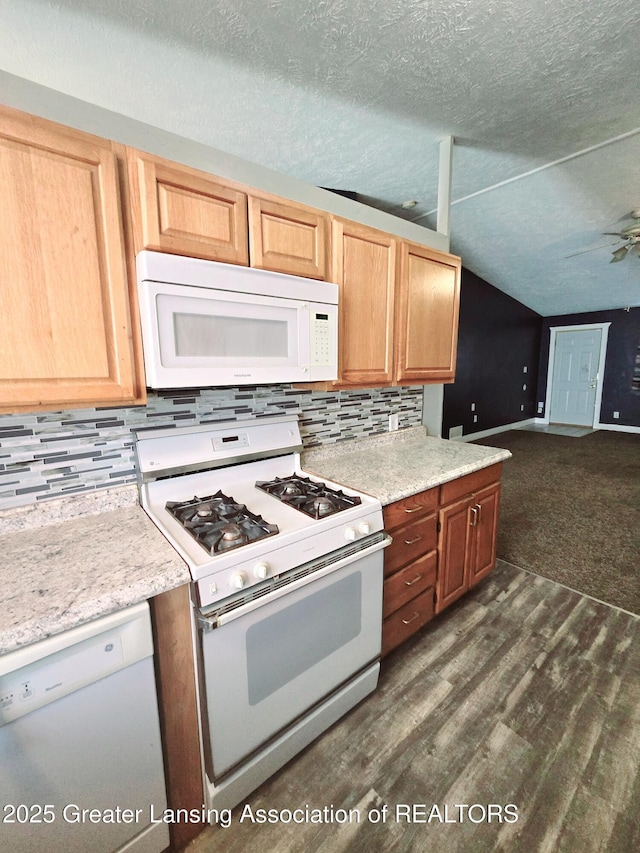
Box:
left=200, top=553, right=382, bottom=780
left=246, top=574, right=361, bottom=706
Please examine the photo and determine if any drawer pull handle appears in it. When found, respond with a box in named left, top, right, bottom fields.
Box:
left=404, top=506, right=423, bottom=514
left=404, top=535, right=422, bottom=545
left=401, top=611, right=421, bottom=625
left=404, top=573, right=424, bottom=587
left=469, top=506, right=478, bottom=527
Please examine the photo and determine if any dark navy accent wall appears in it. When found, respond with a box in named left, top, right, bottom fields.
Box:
left=537, top=307, right=640, bottom=427
left=442, top=269, right=542, bottom=438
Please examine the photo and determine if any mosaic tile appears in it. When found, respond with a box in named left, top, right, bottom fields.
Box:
left=0, top=384, right=423, bottom=509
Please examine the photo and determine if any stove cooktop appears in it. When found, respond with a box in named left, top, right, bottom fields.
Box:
left=134, top=416, right=384, bottom=607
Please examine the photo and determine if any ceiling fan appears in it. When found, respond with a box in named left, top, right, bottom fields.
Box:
left=603, top=209, right=640, bottom=262
left=566, top=209, right=640, bottom=262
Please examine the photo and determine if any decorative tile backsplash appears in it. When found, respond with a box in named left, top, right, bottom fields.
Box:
left=0, top=385, right=423, bottom=509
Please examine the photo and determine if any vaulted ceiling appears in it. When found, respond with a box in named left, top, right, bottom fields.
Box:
left=2, top=0, right=640, bottom=315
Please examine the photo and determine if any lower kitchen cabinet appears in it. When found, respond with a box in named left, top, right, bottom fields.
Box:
left=382, top=463, right=503, bottom=656
left=436, top=464, right=502, bottom=613
left=381, top=487, right=438, bottom=657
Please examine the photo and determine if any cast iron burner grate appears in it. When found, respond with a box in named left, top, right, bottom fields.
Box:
left=166, top=491, right=279, bottom=555
left=256, top=475, right=362, bottom=519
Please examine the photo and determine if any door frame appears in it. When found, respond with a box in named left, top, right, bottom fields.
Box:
left=544, top=322, right=611, bottom=427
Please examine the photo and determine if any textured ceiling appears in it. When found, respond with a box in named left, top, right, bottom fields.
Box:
left=1, top=0, right=640, bottom=314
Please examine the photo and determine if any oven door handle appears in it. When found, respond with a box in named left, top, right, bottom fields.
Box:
left=199, top=532, right=392, bottom=630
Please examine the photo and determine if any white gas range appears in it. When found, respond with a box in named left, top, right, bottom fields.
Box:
left=134, top=415, right=390, bottom=812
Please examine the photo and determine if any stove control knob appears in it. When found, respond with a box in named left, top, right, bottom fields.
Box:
left=344, top=526, right=358, bottom=541
left=229, top=572, right=248, bottom=590
left=359, top=521, right=371, bottom=536
left=253, top=562, right=270, bottom=580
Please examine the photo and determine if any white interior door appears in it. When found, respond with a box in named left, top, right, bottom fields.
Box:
left=549, top=328, right=602, bottom=426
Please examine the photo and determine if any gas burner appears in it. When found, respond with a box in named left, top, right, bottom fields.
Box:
left=166, top=491, right=278, bottom=555
left=256, top=475, right=362, bottom=519
left=218, top=523, right=248, bottom=551
left=312, top=495, right=336, bottom=516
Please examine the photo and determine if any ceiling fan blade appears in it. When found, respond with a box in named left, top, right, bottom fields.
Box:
left=610, top=245, right=630, bottom=262
left=602, top=231, right=625, bottom=237
left=565, top=241, right=619, bottom=259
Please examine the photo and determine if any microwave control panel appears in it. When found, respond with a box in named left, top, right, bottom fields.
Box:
left=310, top=312, right=334, bottom=366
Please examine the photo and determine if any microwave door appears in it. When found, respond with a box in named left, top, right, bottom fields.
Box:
left=141, top=284, right=311, bottom=387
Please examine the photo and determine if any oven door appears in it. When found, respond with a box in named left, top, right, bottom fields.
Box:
left=197, top=537, right=387, bottom=781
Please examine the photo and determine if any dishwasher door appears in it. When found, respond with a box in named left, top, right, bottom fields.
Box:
left=0, top=602, right=169, bottom=853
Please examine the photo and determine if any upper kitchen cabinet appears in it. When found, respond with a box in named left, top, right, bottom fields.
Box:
left=0, top=105, right=145, bottom=412
left=395, top=241, right=461, bottom=384
left=126, top=149, right=250, bottom=265
left=248, top=195, right=329, bottom=280
left=314, top=219, right=461, bottom=389
left=331, top=218, right=398, bottom=387
left=127, top=150, right=330, bottom=279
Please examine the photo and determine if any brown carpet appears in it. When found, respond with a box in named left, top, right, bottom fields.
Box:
left=474, top=429, right=640, bottom=615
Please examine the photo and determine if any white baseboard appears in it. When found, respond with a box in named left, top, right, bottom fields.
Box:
left=451, top=417, right=640, bottom=441
left=450, top=418, right=535, bottom=442
left=594, top=422, right=640, bottom=434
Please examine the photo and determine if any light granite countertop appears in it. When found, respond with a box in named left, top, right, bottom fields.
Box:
left=1, top=427, right=510, bottom=656
left=302, top=426, right=512, bottom=505
left=0, top=490, right=189, bottom=655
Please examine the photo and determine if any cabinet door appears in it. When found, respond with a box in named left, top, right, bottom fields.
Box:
left=469, top=482, right=501, bottom=586
left=395, top=241, right=461, bottom=383
left=0, top=106, right=143, bottom=411
left=248, top=196, right=329, bottom=279
left=127, top=150, right=249, bottom=264
left=436, top=496, right=473, bottom=613
left=331, top=218, right=397, bottom=387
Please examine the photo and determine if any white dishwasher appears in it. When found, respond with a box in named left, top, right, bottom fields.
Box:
left=0, top=602, right=170, bottom=853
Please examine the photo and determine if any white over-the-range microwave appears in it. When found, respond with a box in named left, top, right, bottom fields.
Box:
left=136, top=251, right=339, bottom=388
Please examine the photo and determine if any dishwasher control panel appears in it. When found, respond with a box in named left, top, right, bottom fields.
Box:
left=0, top=603, right=152, bottom=725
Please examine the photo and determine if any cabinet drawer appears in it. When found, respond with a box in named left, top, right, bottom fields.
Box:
left=385, top=514, right=437, bottom=576
left=382, top=588, right=435, bottom=657
left=383, top=488, right=438, bottom=531
left=383, top=551, right=437, bottom=618
left=439, top=463, right=502, bottom=505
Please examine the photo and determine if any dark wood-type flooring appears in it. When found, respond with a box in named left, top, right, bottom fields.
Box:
left=186, top=561, right=640, bottom=853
